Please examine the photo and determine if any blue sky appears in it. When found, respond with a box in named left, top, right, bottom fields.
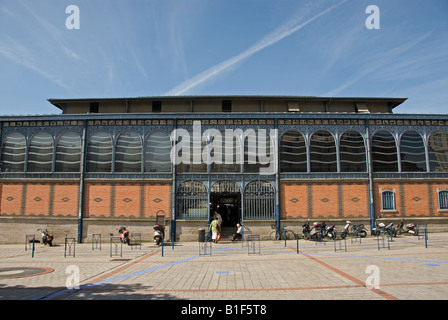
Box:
left=0, top=0, right=447, bottom=115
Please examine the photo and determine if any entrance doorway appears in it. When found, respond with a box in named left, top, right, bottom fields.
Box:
left=210, top=181, right=241, bottom=228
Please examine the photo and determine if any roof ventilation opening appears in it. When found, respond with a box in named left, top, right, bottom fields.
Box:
left=287, top=102, right=300, bottom=112
left=89, top=102, right=99, bottom=113
left=222, top=100, right=232, bottom=113
left=355, top=102, right=370, bottom=113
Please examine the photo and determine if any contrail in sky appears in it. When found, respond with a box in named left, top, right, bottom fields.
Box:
left=164, top=0, right=348, bottom=96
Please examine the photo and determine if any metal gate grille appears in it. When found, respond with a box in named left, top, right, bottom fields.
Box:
left=244, top=180, right=275, bottom=219
left=210, top=180, right=240, bottom=193
left=176, top=180, right=208, bottom=219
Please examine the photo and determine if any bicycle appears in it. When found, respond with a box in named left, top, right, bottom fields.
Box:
left=270, top=224, right=296, bottom=240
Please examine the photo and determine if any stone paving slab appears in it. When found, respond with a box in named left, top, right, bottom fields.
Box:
left=0, top=233, right=447, bottom=303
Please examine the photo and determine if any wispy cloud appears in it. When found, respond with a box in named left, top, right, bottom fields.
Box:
left=323, top=31, right=435, bottom=97
left=164, top=0, right=348, bottom=96
left=0, top=36, right=71, bottom=91
left=17, top=0, right=79, bottom=60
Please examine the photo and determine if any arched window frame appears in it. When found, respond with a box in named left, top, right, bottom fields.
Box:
left=55, top=130, right=82, bottom=172
left=279, top=130, right=307, bottom=173
left=310, top=130, right=337, bottom=173
left=86, top=130, right=113, bottom=173
left=399, top=130, right=426, bottom=172
left=0, top=132, right=27, bottom=172
left=339, top=130, right=367, bottom=173
left=115, top=130, right=142, bottom=173
left=27, top=131, right=54, bottom=173
left=144, top=130, right=173, bottom=173
left=371, top=130, right=398, bottom=173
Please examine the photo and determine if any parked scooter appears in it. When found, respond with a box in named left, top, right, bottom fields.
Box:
left=37, top=228, right=53, bottom=246
left=302, top=223, right=311, bottom=240
left=385, top=222, right=397, bottom=237
left=396, top=219, right=419, bottom=236
left=341, top=221, right=367, bottom=239
left=118, top=226, right=130, bottom=245
left=405, top=223, right=419, bottom=236
left=153, top=224, right=165, bottom=246
left=323, top=223, right=336, bottom=239
left=371, top=221, right=396, bottom=237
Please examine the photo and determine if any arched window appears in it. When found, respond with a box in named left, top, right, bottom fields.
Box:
left=244, top=130, right=273, bottom=174
left=372, top=131, right=398, bottom=172
left=86, top=131, right=112, bottom=172
left=400, top=131, right=426, bottom=172
left=210, top=130, right=241, bottom=173
left=176, top=180, right=208, bottom=219
left=1, top=132, right=26, bottom=172
left=176, top=130, right=207, bottom=173
left=280, top=131, right=307, bottom=173
left=115, top=131, right=142, bottom=172
left=244, top=180, right=275, bottom=219
left=428, top=131, right=448, bottom=172
left=55, top=131, right=81, bottom=172
left=339, top=131, right=366, bottom=172
left=28, top=132, right=53, bottom=172
left=145, top=131, right=172, bottom=173
left=310, top=131, right=337, bottom=172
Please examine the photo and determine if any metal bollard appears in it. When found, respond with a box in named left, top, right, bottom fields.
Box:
left=296, top=233, right=299, bottom=254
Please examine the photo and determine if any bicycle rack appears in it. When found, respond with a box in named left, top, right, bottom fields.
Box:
left=110, top=236, right=123, bottom=257
left=417, top=225, right=429, bottom=248
left=130, top=233, right=142, bottom=250
left=350, top=233, right=363, bottom=244
left=377, top=233, right=390, bottom=250
left=198, top=232, right=212, bottom=256
left=91, top=234, right=101, bottom=251
left=333, top=232, right=347, bottom=252
left=247, top=235, right=261, bottom=255
left=64, top=236, right=76, bottom=257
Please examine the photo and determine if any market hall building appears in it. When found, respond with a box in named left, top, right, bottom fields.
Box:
left=0, top=95, right=447, bottom=243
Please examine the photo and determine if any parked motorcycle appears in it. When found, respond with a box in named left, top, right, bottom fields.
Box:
left=323, top=223, right=336, bottom=239
left=310, top=222, right=321, bottom=240
left=341, top=220, right=367, bottom=238
left=118, top=226, right=130, bottom=245
left=37, top=228, right=53, bottom=246
left=385, top=222, right=397, bottom=237
left=302, top=223, right=311, bottom=240
left=153, top=224, right=165, bottom=246
left=371, top=221, right=396, bottom=237
left=396, top=219, right=419, bottom=236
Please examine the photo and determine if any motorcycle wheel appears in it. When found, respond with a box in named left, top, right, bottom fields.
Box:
left=359, top=230, right=367, bottom=238
left=303, top=233, right=310, bottom=240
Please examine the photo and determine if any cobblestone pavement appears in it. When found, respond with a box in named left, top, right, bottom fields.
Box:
left=1, top=233, right=447, bottom=302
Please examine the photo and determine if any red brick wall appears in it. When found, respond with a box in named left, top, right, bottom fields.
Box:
left=83, top=181, right=171, bottom=218
left=374, top=180, right=448, bottom=218
left=0, top=181, right=78, bottom=217
left=281, top=180, right=369, bottom=219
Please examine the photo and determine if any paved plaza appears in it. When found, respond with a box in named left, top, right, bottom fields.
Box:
left=1, top=233, right=447, bottom=302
